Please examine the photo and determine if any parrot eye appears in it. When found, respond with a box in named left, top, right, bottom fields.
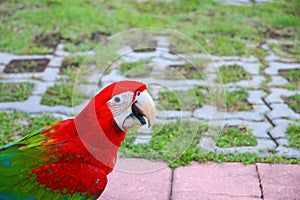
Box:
left=114, top=96, right=121, bottom=103
left=136, top=91, right=141, bottom=96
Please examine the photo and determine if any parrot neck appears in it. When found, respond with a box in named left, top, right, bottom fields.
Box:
left=74, top=98, right=126, bottom=152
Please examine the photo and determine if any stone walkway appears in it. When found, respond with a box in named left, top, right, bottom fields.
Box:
left=0, top=34, right=299, bottom=199
left=100, top=158, right=300, bottom=200
left=0, top=35, right=299, bottom=159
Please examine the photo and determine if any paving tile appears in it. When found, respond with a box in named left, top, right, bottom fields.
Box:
left=267, top=76, right=288, bottom=87
left=257, top=163, right=300, bottom=200
left=275, top=146, right=300, bottom=159
left=227, top=76, right=265, bottom=89
left=99, top=158, right=171, bottom=200
left=156, top=110, right=192, bottom=119
left=268, top=103, right=300, bottom=120
left=264, top=62, right=300, bottom=75
left=172, top=162, right=261, bottom=200
left=247, top=90, right=267, bottom=105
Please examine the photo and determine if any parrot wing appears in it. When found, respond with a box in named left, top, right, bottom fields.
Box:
left=0, top=121, right=107, bottom=200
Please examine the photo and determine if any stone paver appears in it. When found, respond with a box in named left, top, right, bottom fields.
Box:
left=99, top=159, right=171, bottom=200
left=0, top=35, right=299, bottom=158
left=172, top=162, right=261, bottom=199
left=257, top=163, right=300, bottom=200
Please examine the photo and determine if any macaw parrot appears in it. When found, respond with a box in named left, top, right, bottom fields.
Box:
left=0, top=80, right=156, bottom=200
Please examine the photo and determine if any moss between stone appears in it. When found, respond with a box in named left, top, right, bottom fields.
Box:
left=0, top=82, right=35, bottom=102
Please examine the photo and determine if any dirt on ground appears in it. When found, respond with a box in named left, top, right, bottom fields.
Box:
left=34, top=33, right=61, bottom=49
left=4, top=59, right=49, bottom=73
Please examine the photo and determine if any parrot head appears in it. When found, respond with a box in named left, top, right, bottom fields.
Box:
left=102, top=80, right=156, bottom=131
left=75, top=80, right=156, bottom=149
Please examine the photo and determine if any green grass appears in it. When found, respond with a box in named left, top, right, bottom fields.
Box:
left=279, top=69, right=300, bottom=90
left=225, top=88, right=253, bottom=112
left=158, top=87, right=206, bottom=111
left=61, top=55, right=86, bottom=71
left=285, top=124, right=300, bottom=149
left=0, top=111, right=58, bottom=146
left=60, top=55, right=99, bottom=85
left=0, top=0, right=299, bottom=56
left=164, top=62, right=205, bottom=80
left=119, top=61, right=152, bottom=78
left=282, top=94, right=300, bottom=113
left=219, top=64, right=252, bottom=84
left=269, top=41, right=300, bottom=59
left=0, top=82, right=35, bottom=102
left=216, top=126, right=257, bottom=148
left=120, top=120, right=299, bottom=167
left=120, top=120, right=209, bottom=168
left=41, top=84, right=86, bottom=107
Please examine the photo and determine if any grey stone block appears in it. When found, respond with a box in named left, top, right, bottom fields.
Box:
left=264, top=62, right=300, bottom=75
left=156, top=110, right=192, bottom=119
left=248, top=90, right=266, bottom=105
left=268, top=103, right=300, bottom=120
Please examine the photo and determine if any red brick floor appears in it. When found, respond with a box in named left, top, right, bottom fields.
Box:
left=99, top=159, right=300, bottom=200
left=257, top=163, right=300, bottom=200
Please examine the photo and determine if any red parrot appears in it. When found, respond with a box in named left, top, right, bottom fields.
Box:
left=0, top=80, right=156, bottom=199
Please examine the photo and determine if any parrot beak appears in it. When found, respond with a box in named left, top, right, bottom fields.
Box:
left=123, top=90, right=156, bottom=130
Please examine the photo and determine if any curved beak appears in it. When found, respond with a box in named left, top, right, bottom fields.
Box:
left=123, top=90, right=156, bottom=130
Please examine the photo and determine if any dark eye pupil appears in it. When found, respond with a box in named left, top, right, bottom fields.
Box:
left=114, top=97, right=121, bottom=103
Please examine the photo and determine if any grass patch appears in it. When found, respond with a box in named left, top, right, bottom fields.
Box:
left=61, top=55, right=86, bottom=73
left=4, top=59, right=49, bottom=73
left=216, top=126, right=257, bottom=148
left=120, top=121, right=299, bottom=168
left=208, top=152, right=300, bottom=165
left=41, top=84, right=86, bottom=107
left=0, top=111, right=58, bottom=146
left=63, top=42, right=98, bottom=53
left=0, top=1, right=299, bottom=55
left=279, top=69, right=300, bottom=90
left=166, top=63, right=205, bottom=80
left=158, top=87, right=206, bottom=111
left=120, top=120, right=209, bottom=168
left=285, top=124, right=300, bottom=149
left=219, top=64, right=252, bottom=83
left=119, top=60, right=152, bottom=78
left=268, top=41, right=300, bottom=59
left=225, top=88, right=253, bottom=112
left=0, top=82, right=34, bottom=102
left=282, top=94, right=300, bottom=113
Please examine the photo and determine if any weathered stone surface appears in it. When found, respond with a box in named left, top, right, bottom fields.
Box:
left=100, top=159, right=171, bottom=200
left=227, top=76, right=265, bottom=89
left=267, top=76, right=289, bottom=87
left=257, top=163, right=300, bottom=199
left=268, top=103, right=300, bottom=120
left=1, top=35, right=300, bottom=186
left=248, top=90, right=266, bottom=105
left=0, top=52, right=14, bottom=65
left=265, top=88, right=299, bottom=104
left=264, top=61, right=300, bottom=75
left=55, top=44, right=70, bottom=57
left=172, top=162, right=261, bottom=200
left=275, top=146, right=300, bottom=159
left=156, top=110, right=192, bottom=119
left=48, top=56, right=64, bottom=68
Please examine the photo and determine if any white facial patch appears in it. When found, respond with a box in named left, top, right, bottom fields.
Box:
left=107, top=91, right=134, bottom=116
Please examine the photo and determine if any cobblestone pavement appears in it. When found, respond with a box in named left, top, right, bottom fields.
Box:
left=1, top=35, right=299, bottom=160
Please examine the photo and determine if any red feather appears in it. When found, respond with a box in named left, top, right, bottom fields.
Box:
left=30, top=81, right=147, bottom=197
